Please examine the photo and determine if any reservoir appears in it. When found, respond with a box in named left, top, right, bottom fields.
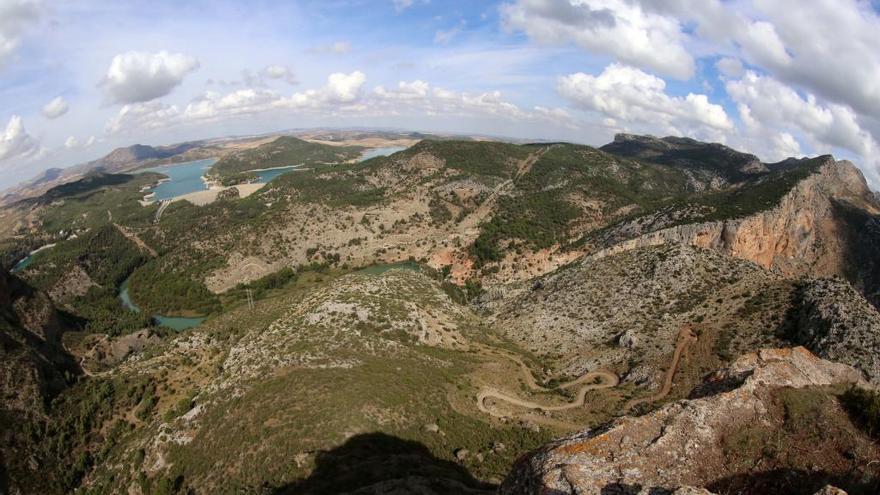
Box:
left=141, top=159, right=299, bottom=201
left=119, top=278, right=205, bottom=331
left=142, top=159, right=216, bottom=201
left=360, top=146, right=407, bottom=161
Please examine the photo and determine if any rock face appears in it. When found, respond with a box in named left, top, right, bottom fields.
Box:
left=791, top=278, right=880, bottom=384
left=501, top=348, right=877, bottom=495
left=589, top=158, right=880, bottom=304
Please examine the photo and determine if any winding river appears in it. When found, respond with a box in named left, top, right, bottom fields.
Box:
left=118, top=278, right=205, bottom=331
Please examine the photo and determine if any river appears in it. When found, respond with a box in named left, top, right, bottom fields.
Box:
left=119, top=278, right=205, bottom=331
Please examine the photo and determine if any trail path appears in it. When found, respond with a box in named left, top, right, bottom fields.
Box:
left=113, top=222, right=157, bottom=257
left=474, top=343, right=619, bottom=426
left=625, top=325, right=698, bottom=411
left=458, top=147, right=548, bottom=232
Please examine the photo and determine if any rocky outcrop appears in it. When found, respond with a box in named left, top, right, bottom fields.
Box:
left=216, top=186, right=240, bottom=201
left=589, top=159, right=879, bottom=290
left=790, top=278, right=880, bottom=385
left=501, top=347, right=877, bottom=495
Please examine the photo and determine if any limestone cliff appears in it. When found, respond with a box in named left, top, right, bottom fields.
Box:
left=501, top=348, right=879, bottom=495
left=588, top=158, right=880, bottom=305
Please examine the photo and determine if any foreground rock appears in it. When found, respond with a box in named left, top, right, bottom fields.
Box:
left=501, top=347, right=880, bottom=495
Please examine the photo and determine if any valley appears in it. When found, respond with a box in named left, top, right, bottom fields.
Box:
left=1, top=131, right=879, bottom=494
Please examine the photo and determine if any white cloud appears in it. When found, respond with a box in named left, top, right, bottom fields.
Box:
left=105, top=100, right=183, bottom=134
left=41, top=96, right=69, bottom=119
left=263, top=64, right=298, bottom=85
left=557, top=63, right=732, bottom=140
left=318, top=70, right=366, bottom=103
left=101, top=50, right=200, bottom=104
left=0, top=115, right=39, bottom=163
left=726, top=71, right=876, bottom=158
left=638, top=0, right=880, bottom=125
left=715, top=57, right=744, bottom=79
left=0, top=0, right=40, bottom=67
left=104, top=71, right=576, bottom=136
left=106, top=71, right=367, bottom=134
left=63, top=135, right=95, bottom=149
left=501, top=0, right=694, bottom=79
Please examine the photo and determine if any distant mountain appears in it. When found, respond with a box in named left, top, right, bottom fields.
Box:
left=29, top=167, right=64, bottom=187
left=208, top=135, right=364, bottom=180
left=94, top=142, right=200, bottom=169
left=600, top=133, right=765, bottom=184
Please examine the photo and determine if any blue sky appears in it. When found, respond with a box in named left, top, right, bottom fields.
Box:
left=1, top=0, right=880, bottom=190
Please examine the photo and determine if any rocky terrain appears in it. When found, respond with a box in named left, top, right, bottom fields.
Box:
left=0, top=132, right=878, bottom=494
left=502, top=348, right=879, bottom=495
left=0, top=271, right=79, bottom=495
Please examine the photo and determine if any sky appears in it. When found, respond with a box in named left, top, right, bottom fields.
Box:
left=2, top=0, right=880, bottom=191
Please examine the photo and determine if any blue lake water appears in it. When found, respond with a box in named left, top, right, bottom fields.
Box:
left=360, top=146, right=407, bottom=161
left=119, top=278, right=205, bottom=331
left=142, top=159, right=216, bottom=201
left=141, top=158, right=299, bottom=201
left=252, top=166, right=300, bottom=182
left=10, top=255, right=33, bottom=274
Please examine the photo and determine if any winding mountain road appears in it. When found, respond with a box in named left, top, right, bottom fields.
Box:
left=625, top=325, right=698, bottom=411
left=475, top=344, right=619, bottom=423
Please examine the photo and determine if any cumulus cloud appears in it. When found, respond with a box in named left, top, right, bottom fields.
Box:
left=41, top=96, right=69, bottom=119
left=726, top=71, right=877, bottom=159
left=263, top=65, right=298, bottom=85
left=105, top=100, right=183, bottom=134
left=63, top=135, right=95, bottom=149
left=501, top=0, right=694, bottom=79
left=101, top=50, right=200, bottom=104
left=557, top=63, right=732, bottom=140
left=637, top=0, right=880, bottom=125
left=105, top=71, right=576, bottom=136
left=0, top=0, right=40, bottom=67
left=106, top=71, right=367, bottom=134
left=0, top=115, right=39, bottom=163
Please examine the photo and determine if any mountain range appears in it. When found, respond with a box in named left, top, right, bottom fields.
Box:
left=1, top=131, right=879, bottom=494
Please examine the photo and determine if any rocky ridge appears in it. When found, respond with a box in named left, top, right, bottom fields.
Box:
left=501, top=347, right=878, bottom=495
left=587, top=158, right=880, bottom=303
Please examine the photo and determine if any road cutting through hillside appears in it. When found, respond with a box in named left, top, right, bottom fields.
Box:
left=475, top=344, right=619, bottom=422
left=625, top=325, right=698, bottom=411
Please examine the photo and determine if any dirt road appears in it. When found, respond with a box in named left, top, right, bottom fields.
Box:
left=625, top=325, right=698, bottom=410
left=475, top=344, right=619, bottom=424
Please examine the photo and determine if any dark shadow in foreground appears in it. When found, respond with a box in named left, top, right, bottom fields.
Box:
left=706, top=468, right=880, bottom=495
left=272, top=432, right=496, bottom=495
